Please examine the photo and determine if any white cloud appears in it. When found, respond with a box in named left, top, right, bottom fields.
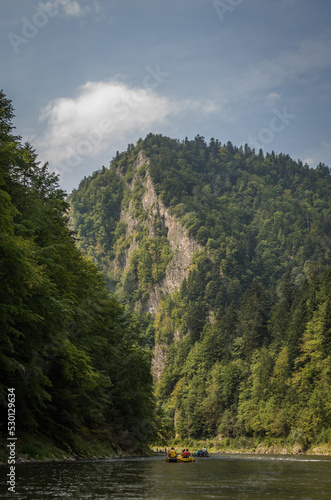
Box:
left=93, top=0, right=103, bottom=14
left=35, top=80, right=219, bottom=175
left=265, top=93, right=281, bottom=105
left=303, top=157, right=314, bottom=166
left=302, top=141, right=331, bottom=168
left=37, top=0, right=91, bottom=18
left=233, top=36, right=331, bottom=95
left=62, top=1, right=83, bottom=17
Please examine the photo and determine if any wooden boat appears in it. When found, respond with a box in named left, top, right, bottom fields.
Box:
left=165, top=454, right=195, bottom=463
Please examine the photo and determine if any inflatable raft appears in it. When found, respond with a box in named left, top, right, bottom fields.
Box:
left=165, top=454, right=195, bottom=463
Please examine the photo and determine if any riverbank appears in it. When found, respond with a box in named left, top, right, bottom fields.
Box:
left=0, top=432, right=152, bottom=464
left=154, top=435, right=331, bottom=457
left=2, top=433, right=330, bottom=464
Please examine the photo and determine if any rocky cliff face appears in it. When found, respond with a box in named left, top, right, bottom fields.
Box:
left=141, top=169, right=202, bottom=314
left=114, top=150, right=202, bottom=315
left=112, top=150, right=203, bottom=382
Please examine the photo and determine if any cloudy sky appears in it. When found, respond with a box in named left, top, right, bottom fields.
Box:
left=2, top=0, right=331, bottom=192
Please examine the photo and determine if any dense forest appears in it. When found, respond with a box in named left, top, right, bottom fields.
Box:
left=0, top=92, right=156, bottom=458
left=70, top=134, right=331, bottom=451
left=1, top=87, right=329, bottom=457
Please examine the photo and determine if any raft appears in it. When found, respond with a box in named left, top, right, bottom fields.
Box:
left=165, top=454, right=195, bottom=463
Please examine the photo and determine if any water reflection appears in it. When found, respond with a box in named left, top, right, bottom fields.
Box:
left=0, top=454, right=330, bottom=499
left=17, top=459, right=154, bottom=499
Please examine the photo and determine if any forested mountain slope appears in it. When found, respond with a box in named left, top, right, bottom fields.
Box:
left=0, top=92, right=156, bottom=459
left=71, top=134, right=331, bottom=449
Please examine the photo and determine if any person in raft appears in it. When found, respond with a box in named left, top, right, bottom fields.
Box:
left=168, top=447, right=177, bottom=458
left=182, top=449, right=190, bottom=458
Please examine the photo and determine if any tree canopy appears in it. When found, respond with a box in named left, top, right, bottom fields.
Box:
left=70, top=133, right=331, bottom=448
left=0, top=91, right=156, bottom=455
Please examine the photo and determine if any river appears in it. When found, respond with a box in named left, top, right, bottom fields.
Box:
left=1, top=453, right=331, bottom=499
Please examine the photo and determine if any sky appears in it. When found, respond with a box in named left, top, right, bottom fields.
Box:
left=1, top=0, right=331, bottom=193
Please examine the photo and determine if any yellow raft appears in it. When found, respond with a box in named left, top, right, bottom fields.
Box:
left=165, top=454, right=195, bottom=463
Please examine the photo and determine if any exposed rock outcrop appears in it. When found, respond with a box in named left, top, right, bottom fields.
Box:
left=111, top=150, right=203, bottom=382
left=151, top=343, right=167, bottom=384
left=113, top=150, right=203, bottom=314
left=142, top=170, right=202, bottom=310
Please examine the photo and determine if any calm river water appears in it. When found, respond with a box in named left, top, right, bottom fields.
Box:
left=1, top=453, right=331, bottom=499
